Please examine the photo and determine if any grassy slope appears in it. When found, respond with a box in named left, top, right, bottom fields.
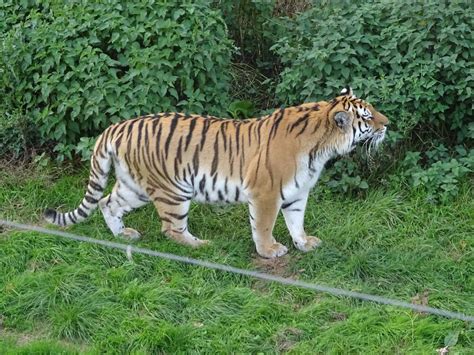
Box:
left=0, top=165, right=472, bottom=353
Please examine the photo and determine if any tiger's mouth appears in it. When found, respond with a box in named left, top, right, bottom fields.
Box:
left=363, top=129, right=386, bottom=152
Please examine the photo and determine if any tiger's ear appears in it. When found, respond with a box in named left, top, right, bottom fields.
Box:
left=340, top=86, right=354, bottom=97
left=334, top=111, right=351, bottom=128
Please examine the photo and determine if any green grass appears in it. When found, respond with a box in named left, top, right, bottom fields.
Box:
left=0, top=164, right=473, bottom=353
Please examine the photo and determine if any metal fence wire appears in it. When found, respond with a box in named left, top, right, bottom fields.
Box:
left=1, top=220, right=472, bottom=322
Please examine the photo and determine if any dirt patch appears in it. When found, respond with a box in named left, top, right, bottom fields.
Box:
left=252, top=253, right=303, bottom=278
left=274, top=327, right=304, bottom=353
left=253, top=254, right=291, bottom=276
left=330, top=311, right=347, bottom=322
left=411, top=289, right=429, bottom=315
left=0, top=321, right=88, bottom=351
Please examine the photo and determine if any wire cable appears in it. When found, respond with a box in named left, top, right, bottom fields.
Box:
left=1, top=219, right=472, bottom=322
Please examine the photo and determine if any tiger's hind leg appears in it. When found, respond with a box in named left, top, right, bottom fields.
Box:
left=99, top=181, right=149, bottom=240
left=248, top=194, right=288, bottom=258
left=152, top=194, right=209, bottom=247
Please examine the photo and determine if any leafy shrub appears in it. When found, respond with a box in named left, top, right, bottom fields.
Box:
left=0, top=1, right=233, bottom=158
left=272, top=0, right=473, bottom=143
left=227, top=100, right=256, bottom=119
left=215, top=1, right=312, bottom=109
left=320, top=158, right=369, bottom=194
left=270, top=0, right=473, bottom=196
left=216, top=0, right=275, bottom=69
left=0, top=108, right=34, bottom=159
left=398, top=146, right=473, bottom=202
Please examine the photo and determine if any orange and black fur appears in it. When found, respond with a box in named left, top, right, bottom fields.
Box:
left=44, top=87, right=389, bottom=258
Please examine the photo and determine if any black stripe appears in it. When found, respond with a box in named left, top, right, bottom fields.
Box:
left=282, top=199, right=300, bottom=210
left=212, top=173, right=218, bottom=190
left=295, top=119, right=309, bottom=137
left=200, top=119, right=211, bottom=150
left=89, top=180, right=104, bottom=192
left=176, top=136, right=183, bottom=163
left=294, top=175, right=300, bottom=189
left=166, top=212, right=188, bottom=220
left=290, top=112, right=310, bottom=133
left=182, top=168, right=188, bottom=183
left=136, top=118, right=145, bottom=147
left=144, top=119, right=150, bottom=146
left=154, top=196, right=181, bottom=206
left=270, top=108, right=285, bottom=139
left=126, top=119, right=139, bottom=154
left=247, top=122, right=252, bottom=145
left=114, top=132, right=123, bottom=152
left=220, top=122, right=228, bottom=151
left=77, top=207, right=88, bottom=218
left=185, top=117, right=197, bottom=150
left=218, top=190, right=224, bottom=201
left=174, top=157, right=180, bottom=179
left=210, top=133, right=219, bottom=176
left=235, top=122, right=241, bottom=154
left=152, top=117, right=161, bottom=136
left=192, top=147, right=200, bottom=175
left=164, top=114, right=179, bottom=159
left=161, top=217, right=172, bottom=224
left=311, top=119, right=323, bottom=134
left=199, top=175, right=206, bottom=193
left=279, top=180, right=285, bottom=200
left=155, top=123, right=163, bottom=158
left=69, top=212, right=77, bottom=224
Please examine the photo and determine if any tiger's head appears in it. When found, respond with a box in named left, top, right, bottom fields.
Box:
left=329, top=87, right=389, bottom=154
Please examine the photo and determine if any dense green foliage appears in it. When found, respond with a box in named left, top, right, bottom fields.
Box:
left=0, top=1, right=233, bottom=157
left=270, top=0, right=473, bottom=198
left=272, top=1, right=473, bottom=142
left=0, top=0, right=472, bottom=197
left=0, top=166, right=472, bottom=352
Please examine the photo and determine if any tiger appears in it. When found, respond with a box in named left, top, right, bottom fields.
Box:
left=44, top=87, right=389, bottom=258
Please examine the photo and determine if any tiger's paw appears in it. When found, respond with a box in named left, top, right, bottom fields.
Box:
left=120, top=228, right=141, bottom=240
left=294, top=236, right=322, bottom=252
left=168, top=232, right=211, bottom=248
left=257, top=242, right=288, bottom=259
left=190, top=238, right=211, bottom=248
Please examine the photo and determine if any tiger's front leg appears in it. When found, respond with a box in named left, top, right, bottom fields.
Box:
left=281, top=189, right=322, bottom=252
left=248, top=195, right=288, bottom=258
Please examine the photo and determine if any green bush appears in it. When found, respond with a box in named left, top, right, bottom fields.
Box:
left=0, top=1, right=233, bottom=158
left=216, top=0, right=274, bottom=67
left=0, top=109, right=34, bottom=159
left=272, top=0, right=473, bottom=143
left=270, top=0, right=473, bottom=197
left=398, top=146, right=473, bottom=203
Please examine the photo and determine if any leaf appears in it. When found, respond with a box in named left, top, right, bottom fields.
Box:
left=341, top=67, right=350, bottom=79
left=323, top=63, right=332, bottom=75
left=227, top=100, right=255, bottom=119
left=444, top=330, right=460, bottom=347
left=359, top=181, right=369, bottom=189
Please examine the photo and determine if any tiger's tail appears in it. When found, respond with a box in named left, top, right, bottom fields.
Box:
left=43, top=136, right=112, bottom=226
